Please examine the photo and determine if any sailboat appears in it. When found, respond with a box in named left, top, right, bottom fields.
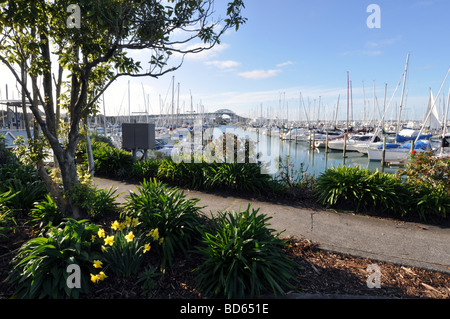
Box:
left=436, top=86, right=450, bottom=158
left=368, top=62, right=450, bottom=162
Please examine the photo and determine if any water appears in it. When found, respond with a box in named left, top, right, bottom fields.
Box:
left=207, top=125, right=400, bottom=178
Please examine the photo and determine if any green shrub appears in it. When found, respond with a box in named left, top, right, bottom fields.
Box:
left=408, top=182, right=449, bottom=220
left=90, top=218, right=159, bottom=283
left=315, top=165, right=405, bottom=213
left=6, top=219, right=101, bottom=299
left=30, top=194, right=63, bottom=230
left=100, top=226, right=147, bottom=278
left=157, top=157, right=206, bottom=189
left=195, top=205, right=297, bottom=299
left=401, top=152, right=450, bottom=220
left=0, top=162, right=48, bottom=213
left=0, top=191, right=17, bottom=240
left=404, top=151, right=449, bottom=192
left=92, top=187, right=120, bottom=219
left=204, top=162, right=271, bottom=194
left=158, top=157, right=271, bottom=194
left=136, top=266, right=159, bottom=297
left=67, top=182, right=119, bottom=220
left=91, top=141, right=133, bottom=178
left=132, top=159, right=160, bottom=181
left=123, top=178, right=203, bottom=270
left=90, top=132, right=117, bottom=149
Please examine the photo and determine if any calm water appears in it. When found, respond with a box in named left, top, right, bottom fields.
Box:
left=209, top=125, right=399, bottom=178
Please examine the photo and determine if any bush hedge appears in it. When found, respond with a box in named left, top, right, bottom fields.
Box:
left=315, top=152, right=450, bottom=221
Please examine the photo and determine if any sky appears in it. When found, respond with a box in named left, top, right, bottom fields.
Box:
left=1, top=0, right=450, bottom=123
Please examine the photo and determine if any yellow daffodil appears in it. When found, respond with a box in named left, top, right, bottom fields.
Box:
left=97, top=272, right=107, bottom=281
left=159, top=237, right=164, bottom=245
left=104, top=235, right=114, bottom=246
left=143, top=243, right=151, bottom=253
left=147, top=228, right=159, bottom=241
left=91, top=235, right=96, bottom=242
left=132, top=218, right=139, bottom=227
left=98, top=228, right=105, bottom=238
left=125, top=231, right=135, bottom=242
left=111, top=220, right=120, bottom=230
left=101, top=245, right=107, bottom=252
left=90, top=274, right=99, bottom=283
left=93, top=260, right=103, bottom=269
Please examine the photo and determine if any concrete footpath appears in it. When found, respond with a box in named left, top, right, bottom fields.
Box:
left=94, top=177, right=450, bottom=275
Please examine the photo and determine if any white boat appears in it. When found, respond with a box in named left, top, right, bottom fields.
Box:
left=328, top=134, right=379, bottom=152
left=313, top=131, right=345, bottom=148
left=367, top=139, right=433, bottom=162
left=281, top=128, right=309, bottom=141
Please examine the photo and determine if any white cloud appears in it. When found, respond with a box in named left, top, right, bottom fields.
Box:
left=238, top=69, right=282, bottom=79
left=205, top=60, right=241, bottom=69
left=366, top=36, right=402, bottom=48
left=276, top=61, right=294, bottom=68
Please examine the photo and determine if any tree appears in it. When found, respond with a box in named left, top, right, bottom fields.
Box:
left=0, top=0, right=246, bottom=219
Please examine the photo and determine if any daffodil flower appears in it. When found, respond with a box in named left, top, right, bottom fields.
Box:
left=143, top=243, right=151, bottom=253
left=93, top=260, right=103, bottom=269
left=111, top=220, right=120, bottom=230
left=147, top=228, right=160, bottom=241
left=125, top=231, right=135, bottom=242
left=90, top=274, right=99, bottom=283
left=104, top=235, right=114, bottom=246
left=97, top=272, right=107, bottom=281
left=98, top=228, right=105, bottom=238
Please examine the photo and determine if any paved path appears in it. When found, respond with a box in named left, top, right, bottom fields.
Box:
left=94, top=177, right=450, bottom=275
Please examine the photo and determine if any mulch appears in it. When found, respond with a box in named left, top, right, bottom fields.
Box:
left=1, top=218, right=449, bottom=300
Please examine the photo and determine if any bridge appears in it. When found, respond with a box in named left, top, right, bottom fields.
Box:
left=104, top=108, right=249, bottom=126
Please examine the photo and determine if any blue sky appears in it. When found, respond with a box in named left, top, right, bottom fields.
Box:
left=119, top=0, right=450, bottom=122
left=1, top=0, right=450, bottom=123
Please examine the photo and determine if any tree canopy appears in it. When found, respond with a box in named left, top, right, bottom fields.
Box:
left=0, top=0, right=246, bottom=218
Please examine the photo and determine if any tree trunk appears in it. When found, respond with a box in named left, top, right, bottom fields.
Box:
left=21, top=60, right=32, bottom=140
left=54, top=146, right=84, bottom=219
left=85, top=118, right=95, bottom=176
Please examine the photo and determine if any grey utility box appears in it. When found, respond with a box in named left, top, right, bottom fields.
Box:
left=122, top=123, right=156, bottom=150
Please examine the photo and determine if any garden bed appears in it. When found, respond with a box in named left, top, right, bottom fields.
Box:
left=1, top=218, right=449, bottom=300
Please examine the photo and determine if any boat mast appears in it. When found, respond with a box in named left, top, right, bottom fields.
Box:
left=347, top=71, right=349, bottom=134
left=128, top=80, right=131, bottom=123
left=441, top=87, right=450, bottom=156
left=383, top=83, right=387, bottom=133
left=396, top=53, right=410, bottom=138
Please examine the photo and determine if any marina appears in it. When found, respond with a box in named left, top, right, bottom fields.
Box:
left=86, top=119, right=449, bottom=178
